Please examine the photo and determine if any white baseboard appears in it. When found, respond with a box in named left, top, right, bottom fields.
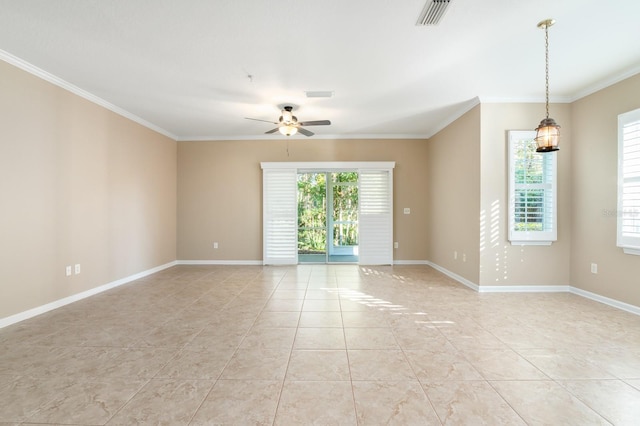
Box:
left=426, top=261, right=640, bottom=316
left=0, top=261, right=177, bottom=329
left=177, top=260, right=263, bottom=266
left=479, top=285, right=570, bottom=293
left=570, top=286, right=640, bottom=316
left=393, top=260, right=429, bottom=265
left=425, top=261, right=479, bottom=291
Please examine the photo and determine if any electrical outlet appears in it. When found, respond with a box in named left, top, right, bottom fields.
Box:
left=213, top=242, right=219, bottom=249
left=394, top=242, right=399, bottom=249
left=462, top=253, right=467, bottom=262
left=590, top=263, right=598, bottom=274
left=65, top=266, right=72, bottom=276
left=403, top=208, right=410, bottom=215
left=74, top=264, right=81, bottom=274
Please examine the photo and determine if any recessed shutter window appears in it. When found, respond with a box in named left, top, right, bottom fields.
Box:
left=358, top=169, right=393, bottom=264
left=617, top=108, right=640, bottom=255
left=508, top=130, right=557, bottom=245
left=263, top=168, right=298, bottom=264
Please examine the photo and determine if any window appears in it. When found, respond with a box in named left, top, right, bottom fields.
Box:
left=508, top=130, right=557, bottom=245
left=617, top=108, right=640, bottom=255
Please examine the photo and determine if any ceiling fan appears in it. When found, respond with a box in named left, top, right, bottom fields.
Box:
left=245, top=105, right=331, bottom=137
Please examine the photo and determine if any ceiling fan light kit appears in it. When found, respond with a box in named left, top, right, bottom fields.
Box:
left=279, top=125, right=298, bottom=136
left=246, top=105, right=331, bottom=137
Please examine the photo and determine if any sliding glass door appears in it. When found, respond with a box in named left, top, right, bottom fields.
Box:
left=297, top=172, right=359, bottom=263
left=297, top=173, right=328, bottom=263
left=262, top=162, right=394, bottom=266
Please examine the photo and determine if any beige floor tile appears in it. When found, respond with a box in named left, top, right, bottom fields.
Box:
left=3, top=264, right=640, bottom=424
left=286, top=350, right=350, bottom=381
left=220, top=348, right=291, bottom=380
left=348, top=350, right=416, bottom=381
left=461, top=348, right=549, bottom=380
left=385, top=311, right=433, bottom=328
left=263, top=299, right=304, bottom=312
left=133, top=325, right=203, bottom=348
left=392, top=326, right=449, bottom=350
left=0, top=376, right=63, bottom=422
left=269, top=289, right=307, bottom=299
left=344, top=327, right=400, bottom=349
left=517, top=348, right=616, bottom=379
left=299, top=311, right=343, bottom=327
left=275, top=381, right=356, bottom=425
left=106, top=378, right=213, bottom=425
left=423, top=380, right=526, bottom=425
left=25, top=378, right=146, bottom=425
left=39, top=346, right=123, bottom=378
left=342, top=311, right=390, bottom=327
left=191, top=380, right=281, bottom=425
left=293, top=327, right=346, bottom=349
left=353, top=381, right=440, bottom=425
left=560, top=379, right=640, bottom=426
left=491, top=380, right=610, bottom=425
left=305, top=289, right=340, bottom=300
left=0, top=345, right=70, bottom=377
left=405, top=349, right=483, bottom=381
left=339, top=299, right=375, bottom=312
left=253, top=311, right=300, bottom=328
left=302, top=298, right=342, bottom=312
left=185, top=326, right=248, bottom=350
left=576, top=346, right=640, bottom=379
left=239, top=327, right=297, bottom=350
left=155, top=347, right=234, bottom=379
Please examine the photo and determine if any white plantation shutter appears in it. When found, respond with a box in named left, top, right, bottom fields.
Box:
left=262, top=168, right=297, bottom=264
left=358, top=169, right=393, bottom=264
left=508, top=131, right=557, bottom=244
left=618, top=108, right=640, bottom=255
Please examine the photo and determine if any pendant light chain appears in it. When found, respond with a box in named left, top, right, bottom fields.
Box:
left=534, top=18, right=560, bottom=153
left=544, top=24, right=550, bottom=119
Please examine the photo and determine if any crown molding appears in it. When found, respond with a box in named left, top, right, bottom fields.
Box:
left=0, top=49, right=177, bottom=141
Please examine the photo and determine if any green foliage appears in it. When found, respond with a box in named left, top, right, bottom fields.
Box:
left=297, top=172, right=359, bottom=253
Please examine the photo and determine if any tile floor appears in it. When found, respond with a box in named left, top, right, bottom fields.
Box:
left=1, top=264, right=640, bottom=425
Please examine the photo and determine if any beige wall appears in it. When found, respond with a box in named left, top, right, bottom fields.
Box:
left=571, top=73, right=640, bottom=307
left=177, top=139, right=429, bottom=262
left=479, top=103, right=572, bottom=287
left=0, top=60, right=177, bottom=319
left=426, top=106, right=481, bottom=284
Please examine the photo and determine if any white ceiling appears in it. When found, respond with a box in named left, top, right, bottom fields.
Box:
left=1, top=0, right=639, bottom=141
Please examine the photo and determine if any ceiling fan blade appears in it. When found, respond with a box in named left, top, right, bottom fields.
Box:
left=298, top=120, right=331, bottom=126
left=265, top=128, right=280, bottom=134
left=298, top=127, right=314, bottom=137
left=245, top=117, right=278, bottom=124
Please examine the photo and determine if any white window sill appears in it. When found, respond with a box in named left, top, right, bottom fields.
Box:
left=622, top=247, right=640, bottom=256
left=510, top=241, right=553, bottom=246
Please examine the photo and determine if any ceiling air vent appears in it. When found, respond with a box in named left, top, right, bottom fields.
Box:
left=416, top=0, right=451, bottom=26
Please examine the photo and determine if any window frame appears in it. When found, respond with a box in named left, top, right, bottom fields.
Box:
left=507, top=130, right=558, bottom=245
left=617, top=108, right=640, bottom=256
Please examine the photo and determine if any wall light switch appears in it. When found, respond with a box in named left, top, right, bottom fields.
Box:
left=590, top=263, right=598, bottom=274
left=65, top=266, right=72, bottom=276
left=74, top=264, right=81, bottom=274
left=213, top=242, right=219, bottom=249
left=403, top=208, right=410, bottom=215
left=394, top=242, right=399, bottom=249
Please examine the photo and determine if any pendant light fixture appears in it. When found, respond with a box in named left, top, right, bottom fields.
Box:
left=535, top=19, right=560, bottom=152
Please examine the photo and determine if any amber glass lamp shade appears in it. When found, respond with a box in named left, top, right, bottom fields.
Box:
left=535, top=117, right=560, bottom=152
